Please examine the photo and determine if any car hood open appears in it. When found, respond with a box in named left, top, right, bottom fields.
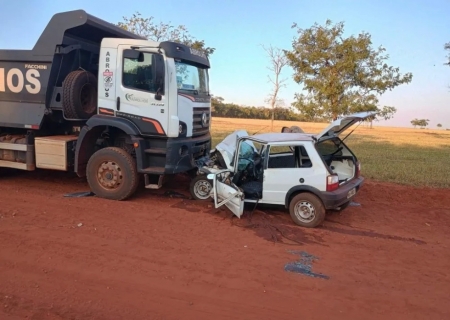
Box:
left=314, top=111, right=377, bottom=141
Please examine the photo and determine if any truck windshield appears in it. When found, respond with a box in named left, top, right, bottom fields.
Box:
left=175, top=60, right=209, bottom=94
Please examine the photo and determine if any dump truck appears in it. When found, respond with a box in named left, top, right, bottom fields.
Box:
left=0, top=9, right=212, bottom=200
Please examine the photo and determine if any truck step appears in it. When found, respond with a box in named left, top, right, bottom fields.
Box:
left=141, top=166, right=165, bottom=175
left=144, top=174, right=164, bottom=190
left=144, top=148, right=166, bottom=155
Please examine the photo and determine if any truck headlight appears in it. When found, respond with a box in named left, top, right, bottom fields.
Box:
left=178, top=121, right=187, bottom=137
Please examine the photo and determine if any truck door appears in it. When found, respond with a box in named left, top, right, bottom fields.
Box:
left=115, top=45, right=169, bottom=136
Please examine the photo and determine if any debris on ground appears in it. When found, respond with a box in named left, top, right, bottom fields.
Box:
left=64, top=191, right=95, bottom=198
left=284, top=250, right=329, bottom=279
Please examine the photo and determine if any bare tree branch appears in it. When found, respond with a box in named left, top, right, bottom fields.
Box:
left=261, top=44, right=289, bottom=130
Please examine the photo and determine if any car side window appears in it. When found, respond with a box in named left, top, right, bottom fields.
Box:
left=122, top=51, right=159, bottom=93
left=267, top=145, right=300, bottom=169
left=298, top=146, right=312, bottom=168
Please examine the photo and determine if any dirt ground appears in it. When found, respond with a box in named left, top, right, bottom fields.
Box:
left=0, top=169, right=449, bottom=320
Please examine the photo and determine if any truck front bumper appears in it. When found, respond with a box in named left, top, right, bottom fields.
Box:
left=165, top=133, right=211, bottom=174
left=320, top=177, right=364, bottom=209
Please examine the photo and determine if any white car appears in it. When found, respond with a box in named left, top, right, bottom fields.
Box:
left=191, top=112, right=375, bottom=228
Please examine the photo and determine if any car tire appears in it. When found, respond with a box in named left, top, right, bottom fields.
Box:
left=86, top=147, right=139, bottom=201
left=190, top=175, right=213, bottom=201
left=62, top=70, right=98, bottom=119
left=289, top=193, right=326, bottom=228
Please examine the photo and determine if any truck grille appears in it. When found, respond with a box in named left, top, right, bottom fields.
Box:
left=192, top=107, right=210, bottom=137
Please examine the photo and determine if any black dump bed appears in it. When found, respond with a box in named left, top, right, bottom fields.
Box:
left=0, top=9, right=144, bottom=129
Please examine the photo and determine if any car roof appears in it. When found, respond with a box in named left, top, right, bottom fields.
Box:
left=248, top=132, right=314, bottom=143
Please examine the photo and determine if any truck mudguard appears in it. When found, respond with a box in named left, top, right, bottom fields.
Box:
left=74, top=115, right=141, bottom=176
left=85, top=114, right=141, bottom=136
left=0, top=10, right=144, bottom=130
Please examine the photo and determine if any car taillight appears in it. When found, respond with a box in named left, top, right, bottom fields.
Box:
left=355, top=161, right=361, bottom=178
left=326, top=174, right=339, bottom=191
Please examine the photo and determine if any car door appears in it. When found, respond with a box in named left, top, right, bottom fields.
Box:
left=114, top=44, right=168, bottom=136
left=208, top=170, right=244, bottom=218
left=262, top=144, right=321, bottom=204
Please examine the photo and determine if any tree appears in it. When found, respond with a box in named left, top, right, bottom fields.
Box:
left=419, top=119, right=430, bottom=129
left=261, top=45, right=289, bottom=130
left=411, top=118, right=429, bottom=129
left=437, top=123, right=442, bottom=128
left=366, top=106, right=397, bottom=129
left=211, top=95, right=225, bottom=112
left=411, top=119, right=420, bottom=128
left=117, top=12, right=215, bottom=56
left=445, top=42, right=450, bottom=67
left=284, top=20, right=413, bottom=121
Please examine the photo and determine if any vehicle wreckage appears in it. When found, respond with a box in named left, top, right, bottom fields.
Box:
left=189, top=112, right=375, bottom=228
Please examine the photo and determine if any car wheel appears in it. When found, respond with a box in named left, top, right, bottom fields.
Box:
left=289, top=193, right=326, bottom=228
left=190, top=175, right=213, bottom=201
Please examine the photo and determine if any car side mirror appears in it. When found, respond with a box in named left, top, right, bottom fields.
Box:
left=207, top=174, right=215, bottom=180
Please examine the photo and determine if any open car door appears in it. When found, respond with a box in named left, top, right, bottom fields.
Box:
left=207, top=171, right=244, bottom=218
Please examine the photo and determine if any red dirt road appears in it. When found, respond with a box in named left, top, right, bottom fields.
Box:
left=1, top=169, right=449, bottom=320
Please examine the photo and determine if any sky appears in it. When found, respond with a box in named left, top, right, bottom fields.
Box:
left=1, top=0, right=449, bottom=128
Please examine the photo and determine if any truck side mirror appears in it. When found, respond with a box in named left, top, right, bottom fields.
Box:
left=152, top=54, right=165, bottom=99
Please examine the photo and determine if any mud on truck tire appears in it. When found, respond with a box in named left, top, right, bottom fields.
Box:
left=86, top=147, right=139, bottom=201
left=62, top=70, right=98, bottom=119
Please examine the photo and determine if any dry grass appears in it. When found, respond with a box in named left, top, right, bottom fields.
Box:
left=210, top=117, right=450, bottom=188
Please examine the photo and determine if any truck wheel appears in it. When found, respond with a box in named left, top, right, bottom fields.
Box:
left=289, top=193, right=326, bottom=228
left=62, top=70, right=98, bottom=119
left=190, top=175, right=213, bottom=200
left=86, top=147, right=139, bottom=201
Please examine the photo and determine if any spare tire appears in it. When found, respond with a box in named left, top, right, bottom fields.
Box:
left=289, top=125, right=304, bottom=133
left=281, top=125, right=304, bottom=133
left=62, top=70, right=98, bottom=119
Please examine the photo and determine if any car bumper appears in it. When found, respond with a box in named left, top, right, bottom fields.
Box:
left=320, top=177, right=364, bottom=209
left=165, top=133, right=211, bottom=174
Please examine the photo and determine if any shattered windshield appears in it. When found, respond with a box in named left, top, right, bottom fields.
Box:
left=175, top=60, right=209, bottom=94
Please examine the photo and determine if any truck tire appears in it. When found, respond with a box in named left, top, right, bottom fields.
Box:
left=289, top=193, right=326, bottom=228
left=190, top=175, right=213, bottom=200
left=86, top=147, right=139, bottom=201
left=62, top=70, right=98, bottom=119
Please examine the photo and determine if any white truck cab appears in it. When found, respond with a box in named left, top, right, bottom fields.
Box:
left=0, top=9, right=212, bottom=201
left=198, top=112, right=375, bottom=228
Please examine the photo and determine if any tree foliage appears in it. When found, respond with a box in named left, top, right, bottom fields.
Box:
left=117, top=12, right=215, bottom=56
left=364, top=105, right=397, bottom=129
left=445, top=42, right=450, bottom=66
left=411, top=118, right=429, bottom=128
left=211, top=96, right=305, bottom=121
left=284, top=20, right=413, bottom=121
left=437, top=123, right=442, bottom=128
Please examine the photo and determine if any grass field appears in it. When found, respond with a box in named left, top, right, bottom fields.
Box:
left=210, top=117, right=450, bottom=188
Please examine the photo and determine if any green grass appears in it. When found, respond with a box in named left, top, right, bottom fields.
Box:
left=210, top=117, right=450, bottom=188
